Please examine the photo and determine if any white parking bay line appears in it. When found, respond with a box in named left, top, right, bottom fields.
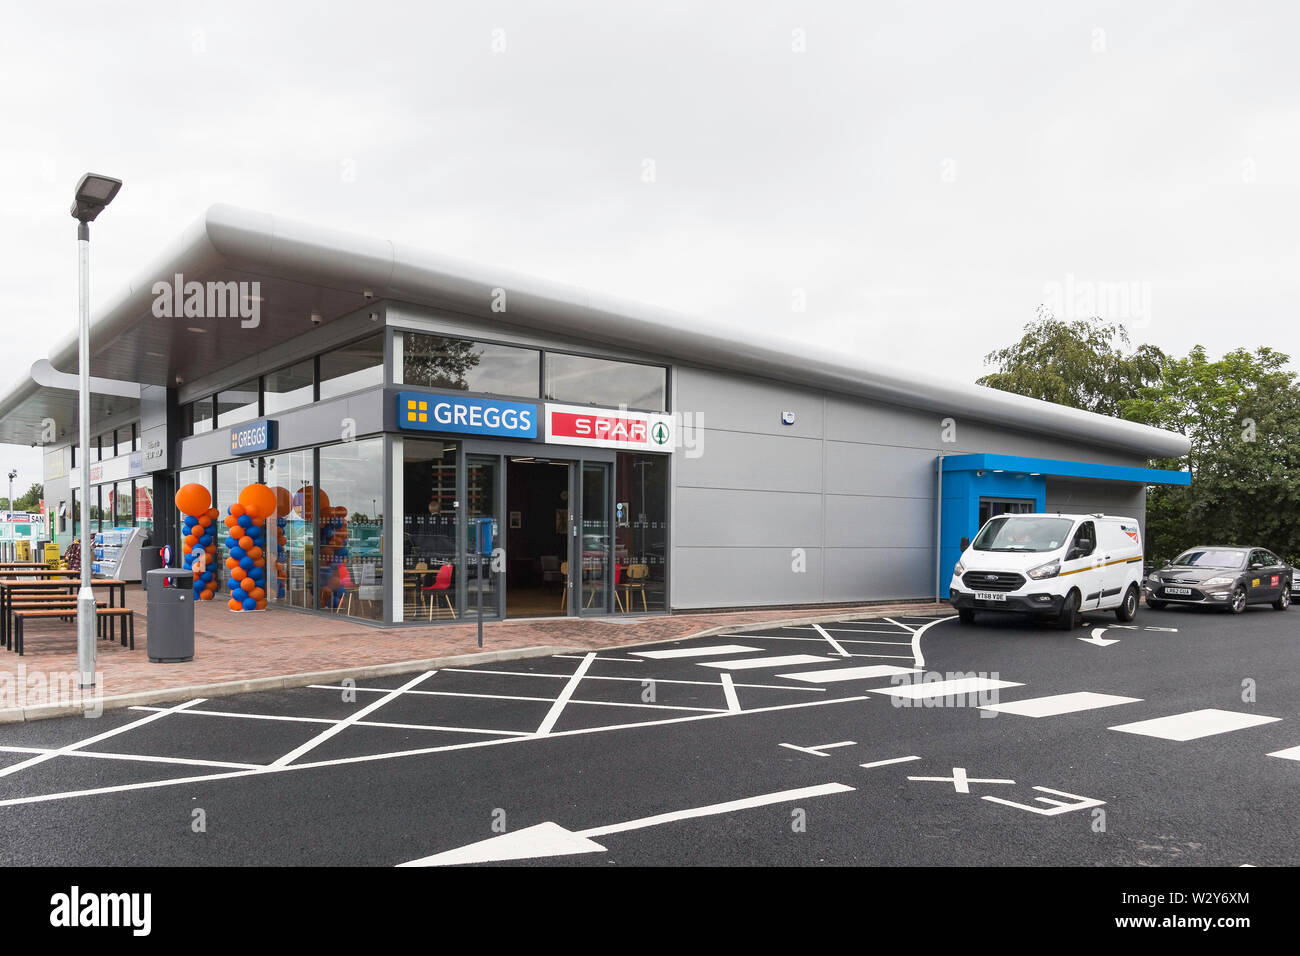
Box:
left=1266, top=745, right=1300, bottom=761
left=811, top=624, right=850, bottom=657
left=1109, top=709, right=1282, bottom=741
left=778, top=664, right=919, bottom=684
left=536, top=652, right=597, bottom=735
left=867, top=677, right=1023, bottom=699
left=633, top=644, right=760, bottom=659
left=979, top=692, right=1142, bottom=718
left=698, top=654, right=834, bottom=671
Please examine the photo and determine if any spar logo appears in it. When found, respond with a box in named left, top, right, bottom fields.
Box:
left=545, top=404, right=673, bottom=451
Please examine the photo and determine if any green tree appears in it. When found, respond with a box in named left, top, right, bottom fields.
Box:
left=978, top=307, right=1167, bottom=416
left=1122, top=347, right=1300, bottom=565
left=403, top=336, right=482, bottom=390
left=15, top=483, right=43, bottom=512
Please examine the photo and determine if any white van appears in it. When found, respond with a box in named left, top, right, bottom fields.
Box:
left=948, top=513, right=1144, bottom=630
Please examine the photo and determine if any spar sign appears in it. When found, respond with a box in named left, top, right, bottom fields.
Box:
left=544, top=403, right=673, bottom=452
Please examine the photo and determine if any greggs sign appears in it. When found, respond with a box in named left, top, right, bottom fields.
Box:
left=545, top=403, right=673, bottom=452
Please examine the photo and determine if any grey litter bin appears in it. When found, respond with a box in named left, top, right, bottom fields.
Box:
left=145, top=568, right=194, bottom=663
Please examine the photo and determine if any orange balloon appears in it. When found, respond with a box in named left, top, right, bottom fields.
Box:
left=255, top=599, right=267, bottom=610
left=231, top=567, right=246, bottom=582
left=198, top=515, right=212, bottom=528
left=250, top=587, right=266, bottom=601
left=244, top=505, right=261, bottom=522
left=201, top=588, right=214, bottom=600
left=224, top=515, right=237, bottom=528
left=273, top=486, right=292, bottom=516
left=228, top=598, right=242, bottom=611
left=225, top=557, right=238, bottom=569
left=238, top=535, right=254, bottom=551
left=248, top=546, right=263, bottom=560
left=206, top=506, right=220, bottom=519
left=253, top=557, right=266, bottom=567
left=228, top=502, right=246, bottom=517
left=174, top=483, right=211, bottom=517
left=238, top=483, right=278, bottom=521
left=183, top=535, right=197, bottom=549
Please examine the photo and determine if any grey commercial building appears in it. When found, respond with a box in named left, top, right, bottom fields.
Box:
left=0, top=205, right=1191, bottom=624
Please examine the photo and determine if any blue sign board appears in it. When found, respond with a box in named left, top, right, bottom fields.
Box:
left=230, top=419, right=276, bottom=455
left=397, top=391, right=538, bottom=439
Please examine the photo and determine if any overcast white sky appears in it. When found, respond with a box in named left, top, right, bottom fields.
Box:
left=1, top=0, right=1297, bottom=488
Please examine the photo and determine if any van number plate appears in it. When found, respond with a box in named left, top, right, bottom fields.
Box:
left=974, top=591, right=1007, bottom=601
left=1164, top=587, right=1192, bottom=595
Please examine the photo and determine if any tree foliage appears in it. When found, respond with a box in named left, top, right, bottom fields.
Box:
left=977, top=307, right=1167, bottom=417
left=980, top=310, right=1299, bottom=565
left=1122, top=346, right=1300, bottom=564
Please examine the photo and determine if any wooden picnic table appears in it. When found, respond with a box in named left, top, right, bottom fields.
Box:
left=0, top=577, right=127, bottom=652
left=0, top=562, right=52, bottom=568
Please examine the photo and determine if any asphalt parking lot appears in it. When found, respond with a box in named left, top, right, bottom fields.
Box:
left=0, top=604, right=1295, bottom=866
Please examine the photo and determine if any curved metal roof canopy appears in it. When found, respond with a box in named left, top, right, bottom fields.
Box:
left=1, top=203, right=1191, bottom=458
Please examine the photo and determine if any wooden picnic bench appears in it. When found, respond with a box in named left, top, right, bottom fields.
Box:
left=0, top=577, right=127, bottom=651
left=12, top=605, right=133, bottom=656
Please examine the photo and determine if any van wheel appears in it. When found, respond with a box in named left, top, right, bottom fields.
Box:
left=1055, top=591, right=1079, bottom=631
left=1274, top=585, right=1291, bottom=611
left=1115, top=585, right=1139, bottom=622
left=958, top=608, right=975, bottom=625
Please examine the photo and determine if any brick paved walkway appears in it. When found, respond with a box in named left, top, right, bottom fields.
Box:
left=0, top=586, right=950, bottom=719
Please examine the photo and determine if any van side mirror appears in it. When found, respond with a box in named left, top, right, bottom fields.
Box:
left=959, top=537, right=970, bottom=551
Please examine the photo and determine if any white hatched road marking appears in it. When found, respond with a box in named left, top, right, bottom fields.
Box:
left=1266, top=745, right=1300, bottom=761
left=129, top=704, right=536, bottom=736
left=811, top=624, right=850, bottom=657
left=633, top=644, right=761, bottom=659
left=0, top=698, right=206, bottom=779
left=778, top=664, right=919, bottom=684
left=979, top=692, right=1142, bottom=718
left=429, top=670, right=827, bottom=692
left=699, top=654, right=835, bottom=671
left=536, top=652, right=596, bottom=734
left=868, top=677, right=1023, bottom=699
left=779, top=741, right=855, bottom=757
left=272, top=670, right=437, bottom=767
left=860, top=755, right=921, bottom=769
left=720, top=674, right=740, bottom=712
left=1109, top=709, right=1282, bottom=741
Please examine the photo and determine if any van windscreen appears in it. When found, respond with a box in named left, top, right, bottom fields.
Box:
left=972, top=516, right=1074, bottom=553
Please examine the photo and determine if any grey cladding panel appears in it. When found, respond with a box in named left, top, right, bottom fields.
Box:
left=672, top=547, right=823, bottom=609
left=823, top=548, right=934, bottom=602
left=824, top=495, right=934, bottom=549
left=824, top=442, right=936, bottom=497
left=676, top=366, right=824, bottom=439
left=675, top=488, right=822, bottom=548
left=675, top=429, right=822, bottom=493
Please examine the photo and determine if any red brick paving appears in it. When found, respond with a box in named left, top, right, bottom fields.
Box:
left=0, top=586, right=949, bottom=718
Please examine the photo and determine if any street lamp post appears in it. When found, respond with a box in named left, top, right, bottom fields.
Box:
left=70, top=173, right=122, bottom=689
left=5, top=469, right=14, bottom=563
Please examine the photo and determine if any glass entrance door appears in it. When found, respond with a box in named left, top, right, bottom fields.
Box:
left=578, top=461, right=613, bottom=614
left=466, top=455, right=501, bottom=618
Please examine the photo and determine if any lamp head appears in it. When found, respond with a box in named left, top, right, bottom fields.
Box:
left=70, top=173, right=123, bottom=223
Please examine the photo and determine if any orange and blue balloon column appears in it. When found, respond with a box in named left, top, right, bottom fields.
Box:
left=222, top=483, right=278, bottom=611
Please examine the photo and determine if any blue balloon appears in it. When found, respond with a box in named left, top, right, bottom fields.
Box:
left=242, top=597, right=257, bottom=611
left=199, top=534, right=213, bottom=547
left=239, top=556, right=254, bottom=571
left=250, top=566, right=265, bottom=581
left=183, top=515, right=197, bottom=528
left=201, top=571, right=214, bottom=583
left=190, top=545, right=204, bottom=557
left=248, top=525, right=263, bottom=539
left=230, top=546, right=246, bottom=560
left=225, top=536, right=239, bottom=550
left=237, top=515, right=252, bottom=529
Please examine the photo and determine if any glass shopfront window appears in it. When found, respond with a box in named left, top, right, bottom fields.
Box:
left=115, top=427, right=134, bottom=457
left=186, top=397, right=215, bottom=436
left=217, top=379, right=260, bottom=427
left=402, top=439, right=459, bottom=621
left=264, top=450, right=314, bottom=609
left=320, top=333, right=384, bottom=401
left=614, top=453, right=668, bottom=613
left=264, top=360, right=315, bottom=414
left=216, top=458, right=260, bottom=583
left=113, top=481, right=133, bottom=526
left=545, top=353, right=667, bottom=411
left=317, top=438, right=384, bottom=620
left=404, top=333, right=540, bottom=398
left=135, top=483, right=154, bottom=531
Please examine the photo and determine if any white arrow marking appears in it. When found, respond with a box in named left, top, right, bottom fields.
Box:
left=398, top=782, right=856, bottom=866
left=1079, top=627, right=1120, bottom=647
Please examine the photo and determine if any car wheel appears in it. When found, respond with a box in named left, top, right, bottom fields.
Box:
left=958, top=608, right=975, bottom=625
left=1228, top=585, right=1247, bottom=614
left=1115, top=585, right=1139, bottom=622
left=1055, top=591, right=1079, bottom=631
left=1274, top=584, right=1291, bottom=611
left=1145, top=598, right=1167, bottom=610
